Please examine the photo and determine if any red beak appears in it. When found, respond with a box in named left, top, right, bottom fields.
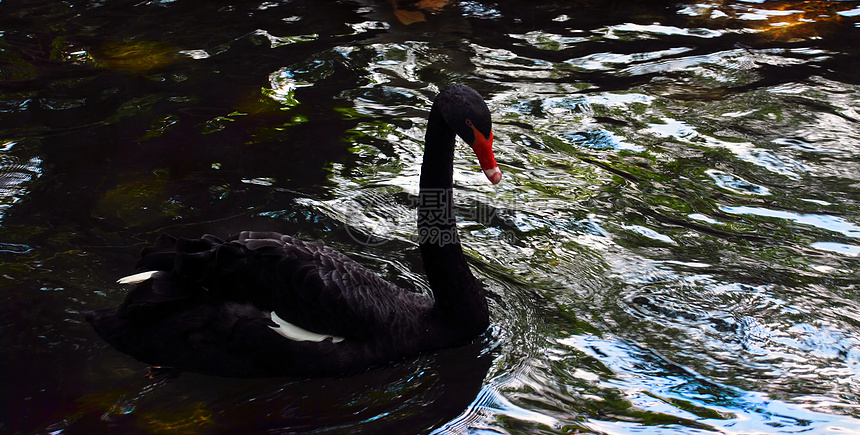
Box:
left=469, top=127, right=502, bottom=185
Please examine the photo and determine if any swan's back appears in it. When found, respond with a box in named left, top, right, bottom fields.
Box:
left=87, top=231, right=440, bottom=377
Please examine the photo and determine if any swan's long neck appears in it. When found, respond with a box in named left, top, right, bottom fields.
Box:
left=419, top=104, right=489, bottom=337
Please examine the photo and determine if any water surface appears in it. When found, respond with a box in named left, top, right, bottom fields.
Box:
left=2, top=0, right=860, bottom=433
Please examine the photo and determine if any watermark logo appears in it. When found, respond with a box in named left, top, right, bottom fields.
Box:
left=343, top=188, right=518, bottom=247
left=341, top=191, right=402, bottom=247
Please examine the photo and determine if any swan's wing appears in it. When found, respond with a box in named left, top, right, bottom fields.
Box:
left=133, top=231, right=431, bottom=342
left=242, top=231, right=433, bottom=341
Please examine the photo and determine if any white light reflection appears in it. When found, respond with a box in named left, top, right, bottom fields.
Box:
left=722, top=205, right=860, bottom=239
left=839, top=7, right=860, bottom=18
left=434, top=373, right=560, bottom=434
left=622, top=224, right=676, bottom=245
left=646, top=117, right=808, bottom=178
left=178, top=49, right=209, bottom=59
left=689, top=213, right=724, bottom=225
left=0, top=146, right=42, bottom=221
left=559, top=334, right=860, bottom=434
left=250, top=29, right=318, bottom=48
left=607, top=23, right=724, bottom=39
left=706, top=169, right=771, bottom=196
left=811, top=242, right=860, bottom=257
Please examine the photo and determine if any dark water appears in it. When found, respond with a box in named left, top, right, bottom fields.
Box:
left=3, top=0, right=860, bottom=433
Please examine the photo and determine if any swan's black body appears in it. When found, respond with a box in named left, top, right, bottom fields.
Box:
left=86, top=84, right=500, bottom=377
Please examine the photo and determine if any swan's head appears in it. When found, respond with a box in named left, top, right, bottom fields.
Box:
left=437, top=84, right=502, bottom=185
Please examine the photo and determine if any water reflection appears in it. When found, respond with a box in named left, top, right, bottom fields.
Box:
left=812, top=242, right=860, bottom=256
left=0, top=142, right=41, bottom=221
left=50, top=338, right=495, bottom=434
left=2, top=0, right=860, bottom=433
left=560, top=334, right=860, bottom=434
left=722, top=205, right=860, bottom=239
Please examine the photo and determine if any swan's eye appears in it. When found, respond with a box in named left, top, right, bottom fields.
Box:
left=465, top=119, right=473, bottom=127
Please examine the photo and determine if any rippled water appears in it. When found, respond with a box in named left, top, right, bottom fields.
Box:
left=3, top=0, right=860, bottom=433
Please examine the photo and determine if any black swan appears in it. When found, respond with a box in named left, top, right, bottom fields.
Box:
left=86, top=84, right=502, bottom=377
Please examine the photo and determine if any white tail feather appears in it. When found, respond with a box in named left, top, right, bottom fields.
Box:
left=117, top=271, right=161, bottom=285
left=269, top=312, right=345, bottom=343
